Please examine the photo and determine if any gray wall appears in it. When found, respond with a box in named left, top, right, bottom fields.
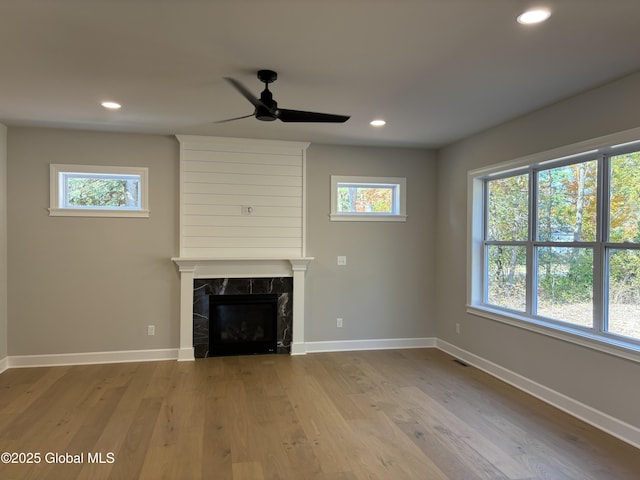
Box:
left=6, top=130, right=437, bottom=356
left=436, top=71, right=640, bottom=427
left=305, top=144, right=436, bottom=342
left=0, top=124, right=7, bottom=362
left=7, top=128, right=180, bottom=355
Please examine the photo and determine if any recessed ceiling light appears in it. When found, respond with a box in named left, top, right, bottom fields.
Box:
left=101, top=101, right=122, bottom=110
left=517, top=8, right=551, bottom=25
left=370, top=119, right=386, bottom=127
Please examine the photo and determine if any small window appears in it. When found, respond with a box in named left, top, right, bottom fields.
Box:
left=49, top=164, right=149, bottom=217
left=330, top=175, right=406, bottom=221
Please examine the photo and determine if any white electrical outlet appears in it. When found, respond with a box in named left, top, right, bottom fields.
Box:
left=455, top=323, right=460, bottom=334
left=337, top=317, right=343, bottom=328
left=147, top=325, right=155, bottom=336
left=337, top=256, right=347, bottom=266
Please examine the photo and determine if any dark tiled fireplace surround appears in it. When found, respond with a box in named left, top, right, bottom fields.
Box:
left=193, top=277, right=293, bottom=358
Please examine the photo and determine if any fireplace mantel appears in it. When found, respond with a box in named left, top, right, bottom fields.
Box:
left=172, top=257, right=313, bottom=360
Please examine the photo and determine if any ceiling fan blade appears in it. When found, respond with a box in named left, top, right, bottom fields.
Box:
left=277, top=109, right=350, bottom=123
left=212, top=113, right=254, bottom=124
left=224, top=77, right=266, bottom=110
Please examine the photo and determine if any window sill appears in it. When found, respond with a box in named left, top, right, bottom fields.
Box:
left=466, top=304, right=640, bottom=364
left=49, top=208, right=150, bottom=218
left=329, top=214, right=407, bottom=222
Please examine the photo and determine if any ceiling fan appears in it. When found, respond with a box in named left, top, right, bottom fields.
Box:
left=217, top=69, right=350, bottom=124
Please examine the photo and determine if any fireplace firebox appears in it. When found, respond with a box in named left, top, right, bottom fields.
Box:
left=208, top=293, right=278, bottom=356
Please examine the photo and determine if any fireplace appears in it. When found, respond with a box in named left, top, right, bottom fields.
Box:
left=172, top=257, right=312, bottom=360
left=209, top=293, right=278, bottom=356
left=193, top=277, right=293, bottom=358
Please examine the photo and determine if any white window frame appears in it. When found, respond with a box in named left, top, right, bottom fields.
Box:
left=49, top=164, right=149, bottom=218
left=467, top=127, right=640, bottom=363
left=330, top=175, right=407, bottom=222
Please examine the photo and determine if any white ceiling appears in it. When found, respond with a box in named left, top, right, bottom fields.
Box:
left=1, top=0, right=640, bottom=148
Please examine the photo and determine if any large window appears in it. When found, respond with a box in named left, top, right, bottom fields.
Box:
left=469, top=133, right=640, bottom=358
left=49, top=164, right=149, bottom=217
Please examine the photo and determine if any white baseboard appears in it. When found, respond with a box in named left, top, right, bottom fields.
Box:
left=0, top=356, right=8, bottom=374
left=436, top=338, right=640, bottom=450
left=290, top=342, right=307, bottom=356
left=8, top=348, right=179, bottom=368
left=177, top=347, right=195, bottom=362
left=305, top=337, right=436, bottom=353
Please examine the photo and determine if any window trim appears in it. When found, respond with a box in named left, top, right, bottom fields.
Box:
left=330, top=175, right=407, bottom=222
left=467, top=126, right=640, bottom=363
left=49, top=164, right=149, bottom=218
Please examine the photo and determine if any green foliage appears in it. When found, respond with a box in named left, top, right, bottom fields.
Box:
left=537, top=247, right=593, bottom=304
left=607, top=152, right=640, bottom=307
left=609, top=249, right=640, bottom=304
left=610, top=152, right=640, bottom=242
left=487, top=174, right=528, bottom=241
left=67, top=178, right=138, bottom=207
left=487, top=245, right=526, bottom=310
left=337, top=186, right=393, bottom=213
left=486, top=175, right=528, bottom=310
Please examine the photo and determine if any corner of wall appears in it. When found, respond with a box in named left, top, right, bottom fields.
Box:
left=0, top=123, right=7, bottom=366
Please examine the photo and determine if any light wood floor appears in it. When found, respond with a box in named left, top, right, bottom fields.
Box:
left=0, top=349, right=638, bottom=480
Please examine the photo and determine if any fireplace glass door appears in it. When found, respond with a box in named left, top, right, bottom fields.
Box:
left=208, top=294, right=278, bottom=356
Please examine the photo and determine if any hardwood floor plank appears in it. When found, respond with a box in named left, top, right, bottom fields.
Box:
left=106, top=396, right=162, bottom=480
left=239, top=421, right=291, bottom=480
left=394, top=416, right=487, bottom=480
left=305, top=355, right=372, bottom=421
left=141, top=360, right=177, bottom=400
left=0, top=365, right=94, bottom=442
left=39, top=384, right=126, bottom=480
left=277, top=359, right=351, bottom=476
left=0, top=367, right=69, bottom=415
left=199, top=395, right=233, bottom=479
left=402, top=386, right=534, bottom=479
left=403, top=350, right=636, bottom=480
left=75, top=362, right=162, bottom=480
left=347, top=415, right=450, bottom=480
left=139, top=363, right=206, bottom=480
left=232, top=461, right=265, bottom=480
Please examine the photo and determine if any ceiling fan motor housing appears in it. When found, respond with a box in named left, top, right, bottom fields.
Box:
left=256, top=106, right=277, bottom=121
left=256, top=88, right=278, bottom=121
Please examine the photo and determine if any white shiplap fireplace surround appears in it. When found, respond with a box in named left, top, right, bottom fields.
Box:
left=172, top=136, right=313, bottom=360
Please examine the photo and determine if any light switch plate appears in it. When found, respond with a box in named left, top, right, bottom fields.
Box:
left=241, top=205, right=254, bottom=216
left=337, top=256, right=347, bottom=266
